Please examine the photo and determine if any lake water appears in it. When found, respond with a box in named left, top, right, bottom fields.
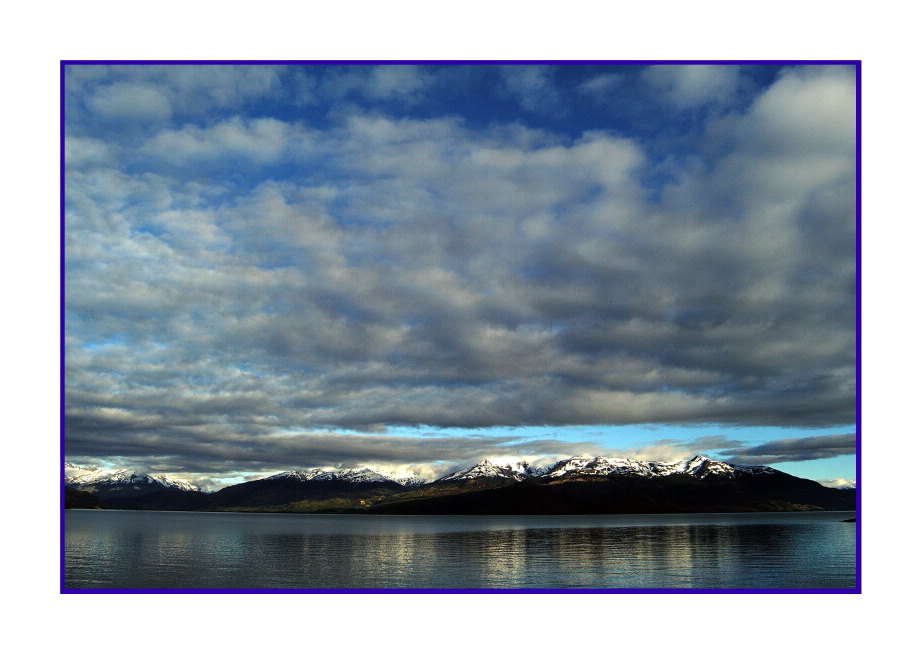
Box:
left=64, top=510, right=857, bottom=590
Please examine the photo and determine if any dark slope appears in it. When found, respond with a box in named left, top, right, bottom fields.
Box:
left=62, top=459, right=856, bottom=515
left=368, top=472, right=856, bottom=515
left=66, top=474, right=213, bottom=510
left=208, top=475, right=407, bottom=510
left=64, top=486, right=103, bottom=509
left=371, top=476, right=521, bottom=505
left=70, top=478, right=196, bottom=501
left=101, top=488, right=214, bottom=510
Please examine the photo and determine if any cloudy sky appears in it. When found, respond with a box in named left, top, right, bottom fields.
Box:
left=63, top=63, right=857, bottom=488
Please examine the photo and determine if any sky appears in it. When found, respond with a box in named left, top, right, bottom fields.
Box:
left=63, top=63, right=857, bottom=489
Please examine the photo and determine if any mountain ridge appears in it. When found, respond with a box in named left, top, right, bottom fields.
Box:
left=64, top=454, right=779, bottom=492
left=63, top=455, right=855, bottom=514
left=65, top=463, right=201, bottom=495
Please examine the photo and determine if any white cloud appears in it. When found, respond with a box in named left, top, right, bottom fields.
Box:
left=85, top=82, right=173, bottom=121
left=64, top=136, right=114, bottom=167
left=642, top=64, right=742, bottom=108
left=155, top=64, right=281, bottom=109
left=499, top=65, right=563, bottom=113
left=737, top=66, right=856, bottom=156
left=141, top=117, right=304, bottom=164
left=71, top=65, right=285, bottom=120
left=577, top=72, right=624, bottom=100
left=818, top=478, right=856, bottom=489
left=365, top=65, right=433, bottom=103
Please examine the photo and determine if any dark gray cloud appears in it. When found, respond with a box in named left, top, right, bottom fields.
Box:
left=65, top=424, right=856, bottom=488
left=65, top=424, right=603, bottom=484
left=64, top=64, right=857, bottom=479
left=719, top=433, right=856, bottom=465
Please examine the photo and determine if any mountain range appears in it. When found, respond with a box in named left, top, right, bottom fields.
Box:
left=63, top=456, right=856, bottom=514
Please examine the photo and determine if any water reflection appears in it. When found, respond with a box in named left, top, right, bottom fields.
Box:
left=65, top=511, right=857, bottom=589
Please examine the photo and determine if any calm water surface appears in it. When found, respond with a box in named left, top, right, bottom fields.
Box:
left=64, top=510, right=857, bottom=590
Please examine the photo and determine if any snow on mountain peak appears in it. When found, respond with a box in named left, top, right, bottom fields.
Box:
left=542, top=455, right=775, bottom=480
left=64, top=455, right=777, bottom=494
left=64, top=463, right=200, bottom=491
left=266, top=467, right=423, bottom=486
left=439, top=459, right=535, bottom=483
left=544, top=456, right=658, bottom=478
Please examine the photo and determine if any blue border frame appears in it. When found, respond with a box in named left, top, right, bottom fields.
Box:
left=854, top=60, right=862, bottom=596
left=60, top=59, right=861, bottom=595
left=60, top=61, right=68, bottom=596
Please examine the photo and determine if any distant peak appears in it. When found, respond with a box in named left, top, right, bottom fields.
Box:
left=540, top=454, right=775, bottom=480
left=64, top=464, right=200, bottom=491
left=266, top=467, right=422, bottom=486
left=439, top=459, right=534, bottom=482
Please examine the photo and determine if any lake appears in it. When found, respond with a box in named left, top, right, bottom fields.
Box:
left=64, top=510, right=857, bottom=590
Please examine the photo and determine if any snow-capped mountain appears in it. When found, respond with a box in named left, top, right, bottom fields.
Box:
left=438, top=460, right=537, bottom=483
left=543, top=456, right=660, bottom=478
left=64, top=456, right=775, bottom=498
left=261, top=455, right=776, bottom=485
left=542, top=454, right=776, bottom=480
left=441, top=455, right=776, bottom=483
left=65, top=462, right=200, bottom=492
left=63, top=456, right=854, bottom=514
left=666, top=455, right=778, bottom=478
left=265, top=467, right=424, bottom=486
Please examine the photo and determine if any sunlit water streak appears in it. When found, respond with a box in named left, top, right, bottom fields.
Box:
left=64, top=511, right=856, bottom=589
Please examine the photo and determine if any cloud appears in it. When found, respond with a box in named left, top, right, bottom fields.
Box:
left=731, top=65, right=856, bottom=156
left=65, top=427, right=854, bottom=486
left=818, top=478, right=856, bottom=489
left=140, top=117, right=304, bottom=165
left=499, top=65, right=564, bottom=114
left=718, top=433, right=856, bottom=465
left=365, top=65, right=434, bottom=103
left=66, top=96, right=854, bottom=428
left=69, top=65, right=284, bottom=122
left=64, top=426, right=602, bottom=483
left=85, top=82, right=173, bottom=122
left=306, top=65, right=436, bottom=107
left=152, top=64, right=282, bottom=110
left=64, top=65, right=857, bottom=480
left=577, top=72, right=625, bottom=101
left=64, top=136, right=114, bottom=167
left=615, top=435, right=745, bottom=463
left=641, top=65, right=742, bottom=108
